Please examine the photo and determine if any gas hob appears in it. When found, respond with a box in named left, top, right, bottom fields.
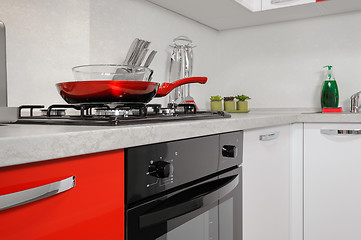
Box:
left=15, top=103, right=230, bottom=126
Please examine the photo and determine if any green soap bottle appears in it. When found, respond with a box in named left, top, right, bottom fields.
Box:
left=321, top=65, right=339, bottom=108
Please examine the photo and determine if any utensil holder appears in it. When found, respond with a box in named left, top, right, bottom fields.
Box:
left=168, top=36, right=195, bottom=104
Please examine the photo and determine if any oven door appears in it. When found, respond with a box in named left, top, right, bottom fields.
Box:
left=126, top=167, right=242, bottom=240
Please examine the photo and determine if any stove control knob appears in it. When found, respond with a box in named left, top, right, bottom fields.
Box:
left=149, top=161, right=173, bottom=178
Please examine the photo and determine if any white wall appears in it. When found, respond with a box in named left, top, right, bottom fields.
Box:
left=1, top=0, right=361, bottom=111
left=217, top=11, right=361, bottom=110
left=88, top=0, right=219, bottom=108
left=0, top=0, right=90, bottom=106
left=0, top=0, right=218, bottom=108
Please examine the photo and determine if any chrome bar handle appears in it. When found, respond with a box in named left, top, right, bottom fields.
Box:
left=321, top=129, right=361, bottom=135
left=259, top=132, right=279, bottom=141
left=0, top=176, right=75, bottom=211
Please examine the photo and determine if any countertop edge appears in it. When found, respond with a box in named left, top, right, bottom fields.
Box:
left=2, top=111, right=361, bottom=168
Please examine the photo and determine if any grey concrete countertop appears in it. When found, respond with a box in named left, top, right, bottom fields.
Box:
left=1, top=110, right=361, bottom=168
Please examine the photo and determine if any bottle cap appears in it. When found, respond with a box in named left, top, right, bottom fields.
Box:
left=323, top=65, right=334, bottom=80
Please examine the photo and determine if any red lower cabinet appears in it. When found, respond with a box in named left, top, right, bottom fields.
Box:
left=0, top=149, right=124, bottom=240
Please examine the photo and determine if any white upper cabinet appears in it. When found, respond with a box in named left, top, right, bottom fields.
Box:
left=234, top=0, right=262, bottom=12
left=235, top=0, right=315, bottom=12
left=261, top=0, right=315, bottom=11
left=146, top=0, right=361, bottom=30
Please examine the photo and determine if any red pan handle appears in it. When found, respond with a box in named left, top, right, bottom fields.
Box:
left=155, top=77, right=207, bottom=97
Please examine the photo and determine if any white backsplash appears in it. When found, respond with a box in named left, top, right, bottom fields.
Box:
left=88, top=0, right=219, bottom=107
left=216, top=11, right=361, bottom=110
left=0, top=0, right=360, bottom=110
left=0, top=0, right=90, bottom=106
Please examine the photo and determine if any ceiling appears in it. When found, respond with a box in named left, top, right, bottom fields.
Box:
left=147, top=0, right=361, bottom=30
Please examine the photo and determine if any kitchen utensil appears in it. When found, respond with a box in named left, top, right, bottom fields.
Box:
left=122, top=38, right=155, bottom=68
left=134, top=48, right=149, bottom=66
left=56, top=77, right=207, bottom=104
left=138, top=41, right=151, bottom=63
left=123, top=38, right=139, bottom=65
left=143, top=50, right=157, bottom=68
left=169, top=44, right=183, bottom=102
left=143, top=41, right=151, bottom=49
left=129, top=40, right=150, bottom=66
left=182, top=43, right=198, bottom=108
left=129, top=39, right=145, bottom=65
left=73, top=64, right=153, bottom=81
left=168, top=36, right=196, bottom=105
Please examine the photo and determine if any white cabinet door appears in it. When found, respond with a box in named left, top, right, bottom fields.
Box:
left=261, top=0, right=315, bottom=11
left=304, top=123, right=361, bottom=240
left=234, top=0, right=262, bottom=12
left=243, top=125, right=291, bottom=240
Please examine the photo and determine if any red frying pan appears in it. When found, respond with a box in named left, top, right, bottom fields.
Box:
left=56, top=77, right=207, bottom=104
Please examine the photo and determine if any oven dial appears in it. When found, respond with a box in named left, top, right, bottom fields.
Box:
left=149, top=161, right=173, bottom=178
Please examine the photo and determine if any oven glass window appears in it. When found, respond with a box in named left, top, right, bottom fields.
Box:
left=156, top=207, right=218, bottom=240
left=219, top=198, right=234, bottom=240
left=156, top=197, right=235, bottom=240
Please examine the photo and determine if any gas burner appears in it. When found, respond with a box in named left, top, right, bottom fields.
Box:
left=146, top=104, right=161, bottom=114
left=16, top=102, right=231, bottom=126
left=95, top=108, right=134, bottom=117
left=158, top=103, right=197, bottom=116
left=161, top=108, right=176, bottom=116
left=167, top=102, right=178, bottom=109
left=41, top=109, right=66, bottom=117
left=179, top=103, right=197, bottom=113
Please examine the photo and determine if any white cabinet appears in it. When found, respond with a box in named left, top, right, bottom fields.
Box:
left=261, top=0, right=315, bottom=11
left=243, top=125, right=291, bottom=240
left=234, top=0, right=262, bottom=12
left=304, top=123, right=361, bottom=240
left=146, top=0, right=357, bottom=30
left=235, top=0, right=315, bottom=12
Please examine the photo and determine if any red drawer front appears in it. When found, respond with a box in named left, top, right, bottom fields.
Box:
left=0, top=149, right=124, bottom=240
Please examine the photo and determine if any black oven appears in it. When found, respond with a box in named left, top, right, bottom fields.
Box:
left=125, top=131, right=242, bottom=240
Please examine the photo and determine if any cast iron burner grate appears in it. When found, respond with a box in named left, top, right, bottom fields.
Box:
left=16, top=103, right=230, bottom=126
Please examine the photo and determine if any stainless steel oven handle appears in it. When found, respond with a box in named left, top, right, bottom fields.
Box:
left=0, top=176, right=75, bottom=211
left=139, top=174, right=239, bottom=229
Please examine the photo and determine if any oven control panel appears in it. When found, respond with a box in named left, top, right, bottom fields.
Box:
left=125, top=131, right=243, bottom=205
left=148, top=160, right=174, bottom=179
left=146, top=159, right=174, bottom=188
